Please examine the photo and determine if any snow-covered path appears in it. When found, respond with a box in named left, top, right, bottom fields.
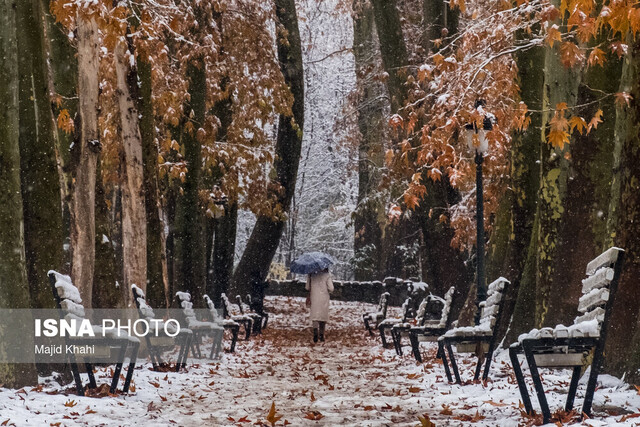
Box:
left=1, top=296, right=640, bottom=426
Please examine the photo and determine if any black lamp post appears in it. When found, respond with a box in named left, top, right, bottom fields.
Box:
left=464, top=100, right=494, bottom=325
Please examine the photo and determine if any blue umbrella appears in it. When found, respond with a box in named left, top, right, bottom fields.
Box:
left=290, top=252, right=335, bottom=275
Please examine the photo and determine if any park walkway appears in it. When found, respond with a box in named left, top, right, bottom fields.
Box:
left=1, top=296, right=639, bottom=426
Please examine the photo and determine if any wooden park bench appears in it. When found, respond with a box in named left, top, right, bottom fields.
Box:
left=48, top=271, right=139, bottom=396
left=438, top=278, right=510, bottom=383
left=204, top=295, right=240, bottom=353
left=245, top=294, right=269, bottom=329
left=221, top=293, right=253, bottom=339
left=131, top=285, right=192, bottom=372
left=363, top=292, right=390, bottom=336
left=509, top=247, right=624, bottom=423
left=376, top=297, right=413, bottom=348
left=408, top=286, right=455, bottom=362
left=236, top=295, right=264, bottom=334
left=175, top=291, right=224, bottom=359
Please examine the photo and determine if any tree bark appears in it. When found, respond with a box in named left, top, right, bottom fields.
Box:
left=603, top=36, right=640, bottom=378
left=352, top=0, right=387, bottom=280
left=0, top=0, right=38, bottom=387
left=178, top=59, right=207, bottom=304
left=232, top=0, right=304, bottom=298
left=370, top=0, right=408, bottom=111
left=114, top=38, right=147, bottom=307
left=138, top=57, right=169, bottom=309
left=17, top=0, right=64, bottom=309
left=494, top=35, right=543, bottom=343
left=69, top=13, right=100, bottom=307
left=422, top=0, right=459, bottom=53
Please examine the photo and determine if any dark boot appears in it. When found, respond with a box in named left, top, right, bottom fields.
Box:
left=319, top=322, right=325, bottom=342
left=313, top=328, right=319, bottom=343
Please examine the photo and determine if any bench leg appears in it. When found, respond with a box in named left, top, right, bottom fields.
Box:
left=85, top=362, right=97, bottom=389
left=409, top=331, right=422, bottom=362
left=438, top=340, right=452, bottom=383
left=229, top=325, right=239, bottom=353
left=122, top=341, right=139, bottom=393
left=482, top=342, right=495, bottom=381
left=446, top=341, right=461, bottom=384
left=363, top=316, right=372, bottom=336
left=582, top=354, right=602, bottom=417
left=68, top=353, right=84, bottom=396
left=244, top=320, right=252, bottom=340
left=262, top=313, right=268, bottom=329
left=175, top=333, right=190, bottom=372
left=509, top=345, right=533, bottom=415
left=110, top=342, right=128, bottom=394
left=565, top=365, right=581, bottom=412
left=379, top=325, right=389, bottom=348
left=523, top=341, right=551, bottom=424
left=391, top=329, right=402, bottom=356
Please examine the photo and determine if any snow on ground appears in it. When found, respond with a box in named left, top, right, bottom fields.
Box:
left=1, top=296, right=640, bottom=426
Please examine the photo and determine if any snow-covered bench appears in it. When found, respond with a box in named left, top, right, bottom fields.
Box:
left=509, top=247, right=625, bottom=424
left=245, top=293, right=269, bottom=329
left=377, top=297, right=414, bottom=348
left=236, top=295, right=265, bottom=334
left=408, top=287, right=455, bottom=362
left=204, top=295, right=240, bottom=353
left=221, top=293, right=253, bottom=339
left=438, top=277, right=510, bottom=383
left=48, top=271, right=139, bottom=396
left=175, top=292, right=224, bottom=359
left=363, top=292, right=390, bottom=336
left=131, top=285, right=192, bottom=372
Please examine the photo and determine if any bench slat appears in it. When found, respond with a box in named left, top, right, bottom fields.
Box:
left=573, top=308, right=605, bottom=326
left=581, top=267, right=615, bottom=294
left=534, top=353, right=586, bottom=367
left=578, top=287, right=609, bottom=313
left=60, top=299, right=85, bottom=318
left=585, top=247, right=623, bottom=275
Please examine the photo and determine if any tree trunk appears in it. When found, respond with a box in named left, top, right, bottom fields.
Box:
left=352, top=0, right=387, bottom=280
left=211, top=203, right=238, bottom=302
left=493, top=35, right=543, bottom=343
left=422, top=0, right=458, bottom=53
left=533, top=34, right=583, bottom=327
left=17, top=0, right=64, bottom=308
left=603, top=36, right=640, bottom=378
left=370, top=0, right=408, bottom=111
left=177, top=59, right=207, bottom=304
left=232, top=0, right=304, bottom=298
left=138, top=57, right=169, bottom=309
left=0, top=0, right=38, bottom=387
left=69, top=13, right=100, bottom=307
left=114, top=38, right=147, bottom=307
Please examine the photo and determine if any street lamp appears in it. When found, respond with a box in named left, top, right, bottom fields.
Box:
left=464, top=100, right=494, bottom=325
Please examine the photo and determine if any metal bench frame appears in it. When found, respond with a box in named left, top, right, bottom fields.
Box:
left=438, top=279, right=510, bottom=384
left=175, top=292, right=224, bottom=359
left=509, top=248, right=625, bottom=423
left=49, top=271, right=139, bottom=396
left=363, top=292, right=390, bottom=336
left=408, top=287, right=455, bottom=362
left=377, top=297, right=413, bottom=348
left=131, top=285, right=191, bottom=372
left=204, top=294, right=240, bottom=353
left=221, top=293, right=253, bottom=339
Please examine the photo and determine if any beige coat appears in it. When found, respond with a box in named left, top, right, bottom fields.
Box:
left=306, top=271, right=334, bottom=322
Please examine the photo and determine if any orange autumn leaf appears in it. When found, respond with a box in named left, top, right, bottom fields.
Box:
left=587, top=47, right=606, bottom=67
left=547, top=129, right=570, bottom=148
left=418, top=414, right=436, bottom=427
left=546, top=24, right=562, bottom=48
left=560, top=41, right=584, bottom=68
left=568, top=116, right=587, bottom=134
left=303, top=411, right=323, bottom=420
left=615, top=92, right=632, bottom=108
left=587, top=109, right=603, bottom=132
left=57, top=109, right=74, bottom=135
left=404, top=193, right=419, bottom=210
left=266, top=402, right=282, bottom=426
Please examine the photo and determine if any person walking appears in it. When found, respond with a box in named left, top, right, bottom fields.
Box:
left=305, top=268, right=334, bottom=342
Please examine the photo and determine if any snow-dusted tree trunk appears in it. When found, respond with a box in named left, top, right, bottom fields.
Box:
left=17, top=0, right=64, bottom=309
left=352, top=0, right=386, bottom=281
left=232, top=0, right=305, bottom=298
left=69, top=13, right=100, bottom=308
left=0, top=0, right=37, bottom=387
left=115, top=40, right=147, bottom=307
